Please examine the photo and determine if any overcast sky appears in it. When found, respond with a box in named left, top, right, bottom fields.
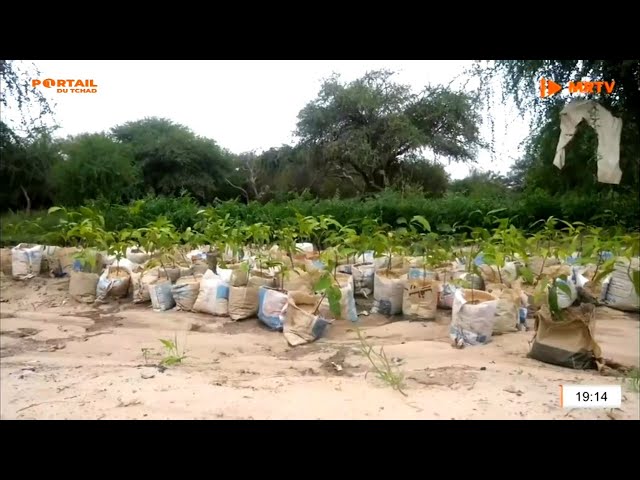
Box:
left=14, top=60, right=531, bottom=179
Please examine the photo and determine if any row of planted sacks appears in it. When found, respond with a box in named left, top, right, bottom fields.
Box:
left=89, top=250, right=360, bottom=347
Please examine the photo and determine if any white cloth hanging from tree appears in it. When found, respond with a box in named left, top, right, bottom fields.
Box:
left=553, top=99, right=623, bottom=184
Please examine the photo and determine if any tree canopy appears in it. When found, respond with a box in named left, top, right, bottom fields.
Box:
left=111, top=117, right=234, bottom=202
left=296, top=70, right=484, bottom=192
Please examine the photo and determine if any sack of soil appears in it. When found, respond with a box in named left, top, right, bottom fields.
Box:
left=131, top=269, right=160, bottom=303
left=96, top=266, right=131, bottom=301
left=351, top=263, right=375, bottom=297
left=149, top=280, right=175, bottom=312
left=528, top=302, right=603, bottom=370
left=282, top=291, right=332, bottom=347
left=11, top=243, right=43, bottom=279
left=69, top=271, right=100, bottom=303
left=319, top=277, right=358, bottom=322
left=281, top=268, right=316, bottom=294
left=372, top=269, right=405, bottom=315
left=437, top=283, right=458, bottom=309
left=192, top=269, right=230, bottom=316
left=257, top=286, right=288, bottom=330
left=450, top=289, right=498, bottom=346
left=228, top=272, right=275, bottom=321
left=485, top=283, right=520, bottom=334
left=1, top=248, right=13, bottom=276
left=402, top=278, right=439, bottom=321
left=600, top=257, right=639, bottom=312
left=171, top=275, right=201, bottom=311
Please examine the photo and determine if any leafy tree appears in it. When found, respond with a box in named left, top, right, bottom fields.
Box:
left=0, top=122, right=60, bottom=212
left=51, top=133, right=141, bottom=206
left=295, top=70, right=484, bottom=193
left=449, top=169, right=509, bottom=198
left=394, top=153, right=449, bottom=197
left=111, top=117, right=233, bottom=203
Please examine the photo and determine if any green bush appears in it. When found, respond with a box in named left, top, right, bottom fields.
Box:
left=2, top=189, right=638, bottom=247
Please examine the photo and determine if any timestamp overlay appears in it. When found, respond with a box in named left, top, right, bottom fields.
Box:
left=561, top=385, right=622, bottom=409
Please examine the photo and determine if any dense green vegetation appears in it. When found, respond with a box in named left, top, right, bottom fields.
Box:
left=1, top=59, right=638, bottom=245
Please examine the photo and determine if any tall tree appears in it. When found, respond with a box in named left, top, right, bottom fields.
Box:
left=51, top=133, right=140, bottom=206
left=0, top=122, right=60, bottom=212
left=111, top=117, right=233, bottom=202
left=295, top=70, right=484, bottom=193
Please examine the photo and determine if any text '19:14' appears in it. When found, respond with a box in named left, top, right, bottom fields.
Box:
left=560, top=385, right=622, bottom=409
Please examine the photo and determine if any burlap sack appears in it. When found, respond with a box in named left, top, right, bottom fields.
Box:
left=528, top=303, right=602, bottom=370
left=282, top=268, right=316, bottom=294
left=228, top=273, right=275, bottom=321
left=69, top=271, right=99, bottom=303
left=485, top=283, right=520, bottom=334
left=0, top=248, right=12, bottom=275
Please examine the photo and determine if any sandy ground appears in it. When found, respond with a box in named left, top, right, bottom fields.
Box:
left=1, top=274, right=638, bottom=420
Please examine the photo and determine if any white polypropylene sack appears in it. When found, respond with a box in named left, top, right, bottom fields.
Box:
left=372, top=271, right=405, bottom=315
left=450, top=289, right=498, bottom=346
left=352, top=263, right=375, bottom=297
left=374, top=255, right=404, bottom=270
left=126, top=246, right=150, bottom=264
left=355, top=251, right=375, bottom=264
left=171, top=276, right=201, bottom=311
left=149, top=280, right=175, bottom=311
left=478, top=261, right=520, bottom=285
left=295, top=242, right=315, bottom=254
left=437, top=283, right=458, bottom=309
left=96, top=266, right=131, bottom=301
left=257, top=286, right=288, bottom=330
left=407, top=267, right=437, bottom=281
left=131, top=269, right=160, bottom=303
left=11, top=243, right=43, bottom=279
left=321, top=280, right=358, bottom=322
left=105, top=258, right=143, bottom=274
left=192, top=269, right=230, bottom=316
left=600, top=258, right=640, bottom=312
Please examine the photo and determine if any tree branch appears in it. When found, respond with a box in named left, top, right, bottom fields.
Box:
left=224, top=178, right=249, bottom=202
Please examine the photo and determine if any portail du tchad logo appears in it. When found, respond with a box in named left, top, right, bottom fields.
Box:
left=31, top=78, right=98, bottom=94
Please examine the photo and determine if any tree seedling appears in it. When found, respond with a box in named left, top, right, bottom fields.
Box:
left=159, top=333, right=187, bottom=367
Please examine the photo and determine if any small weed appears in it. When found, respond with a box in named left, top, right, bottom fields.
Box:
left=141, top=347, right=151, bottom=365
left=355, top=326, right=407, bottom=396
left=159, top=332, right=187, bottom=367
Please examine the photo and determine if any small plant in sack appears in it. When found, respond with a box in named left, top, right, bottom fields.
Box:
left=368, top=227, right=407, bottom=316
left=134, top=217, right=182, bottom=282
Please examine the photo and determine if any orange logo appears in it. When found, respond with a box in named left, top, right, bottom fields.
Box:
left=31, top=79, right=98, bottom=94
left=539, top=78, right=615, bottom=98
